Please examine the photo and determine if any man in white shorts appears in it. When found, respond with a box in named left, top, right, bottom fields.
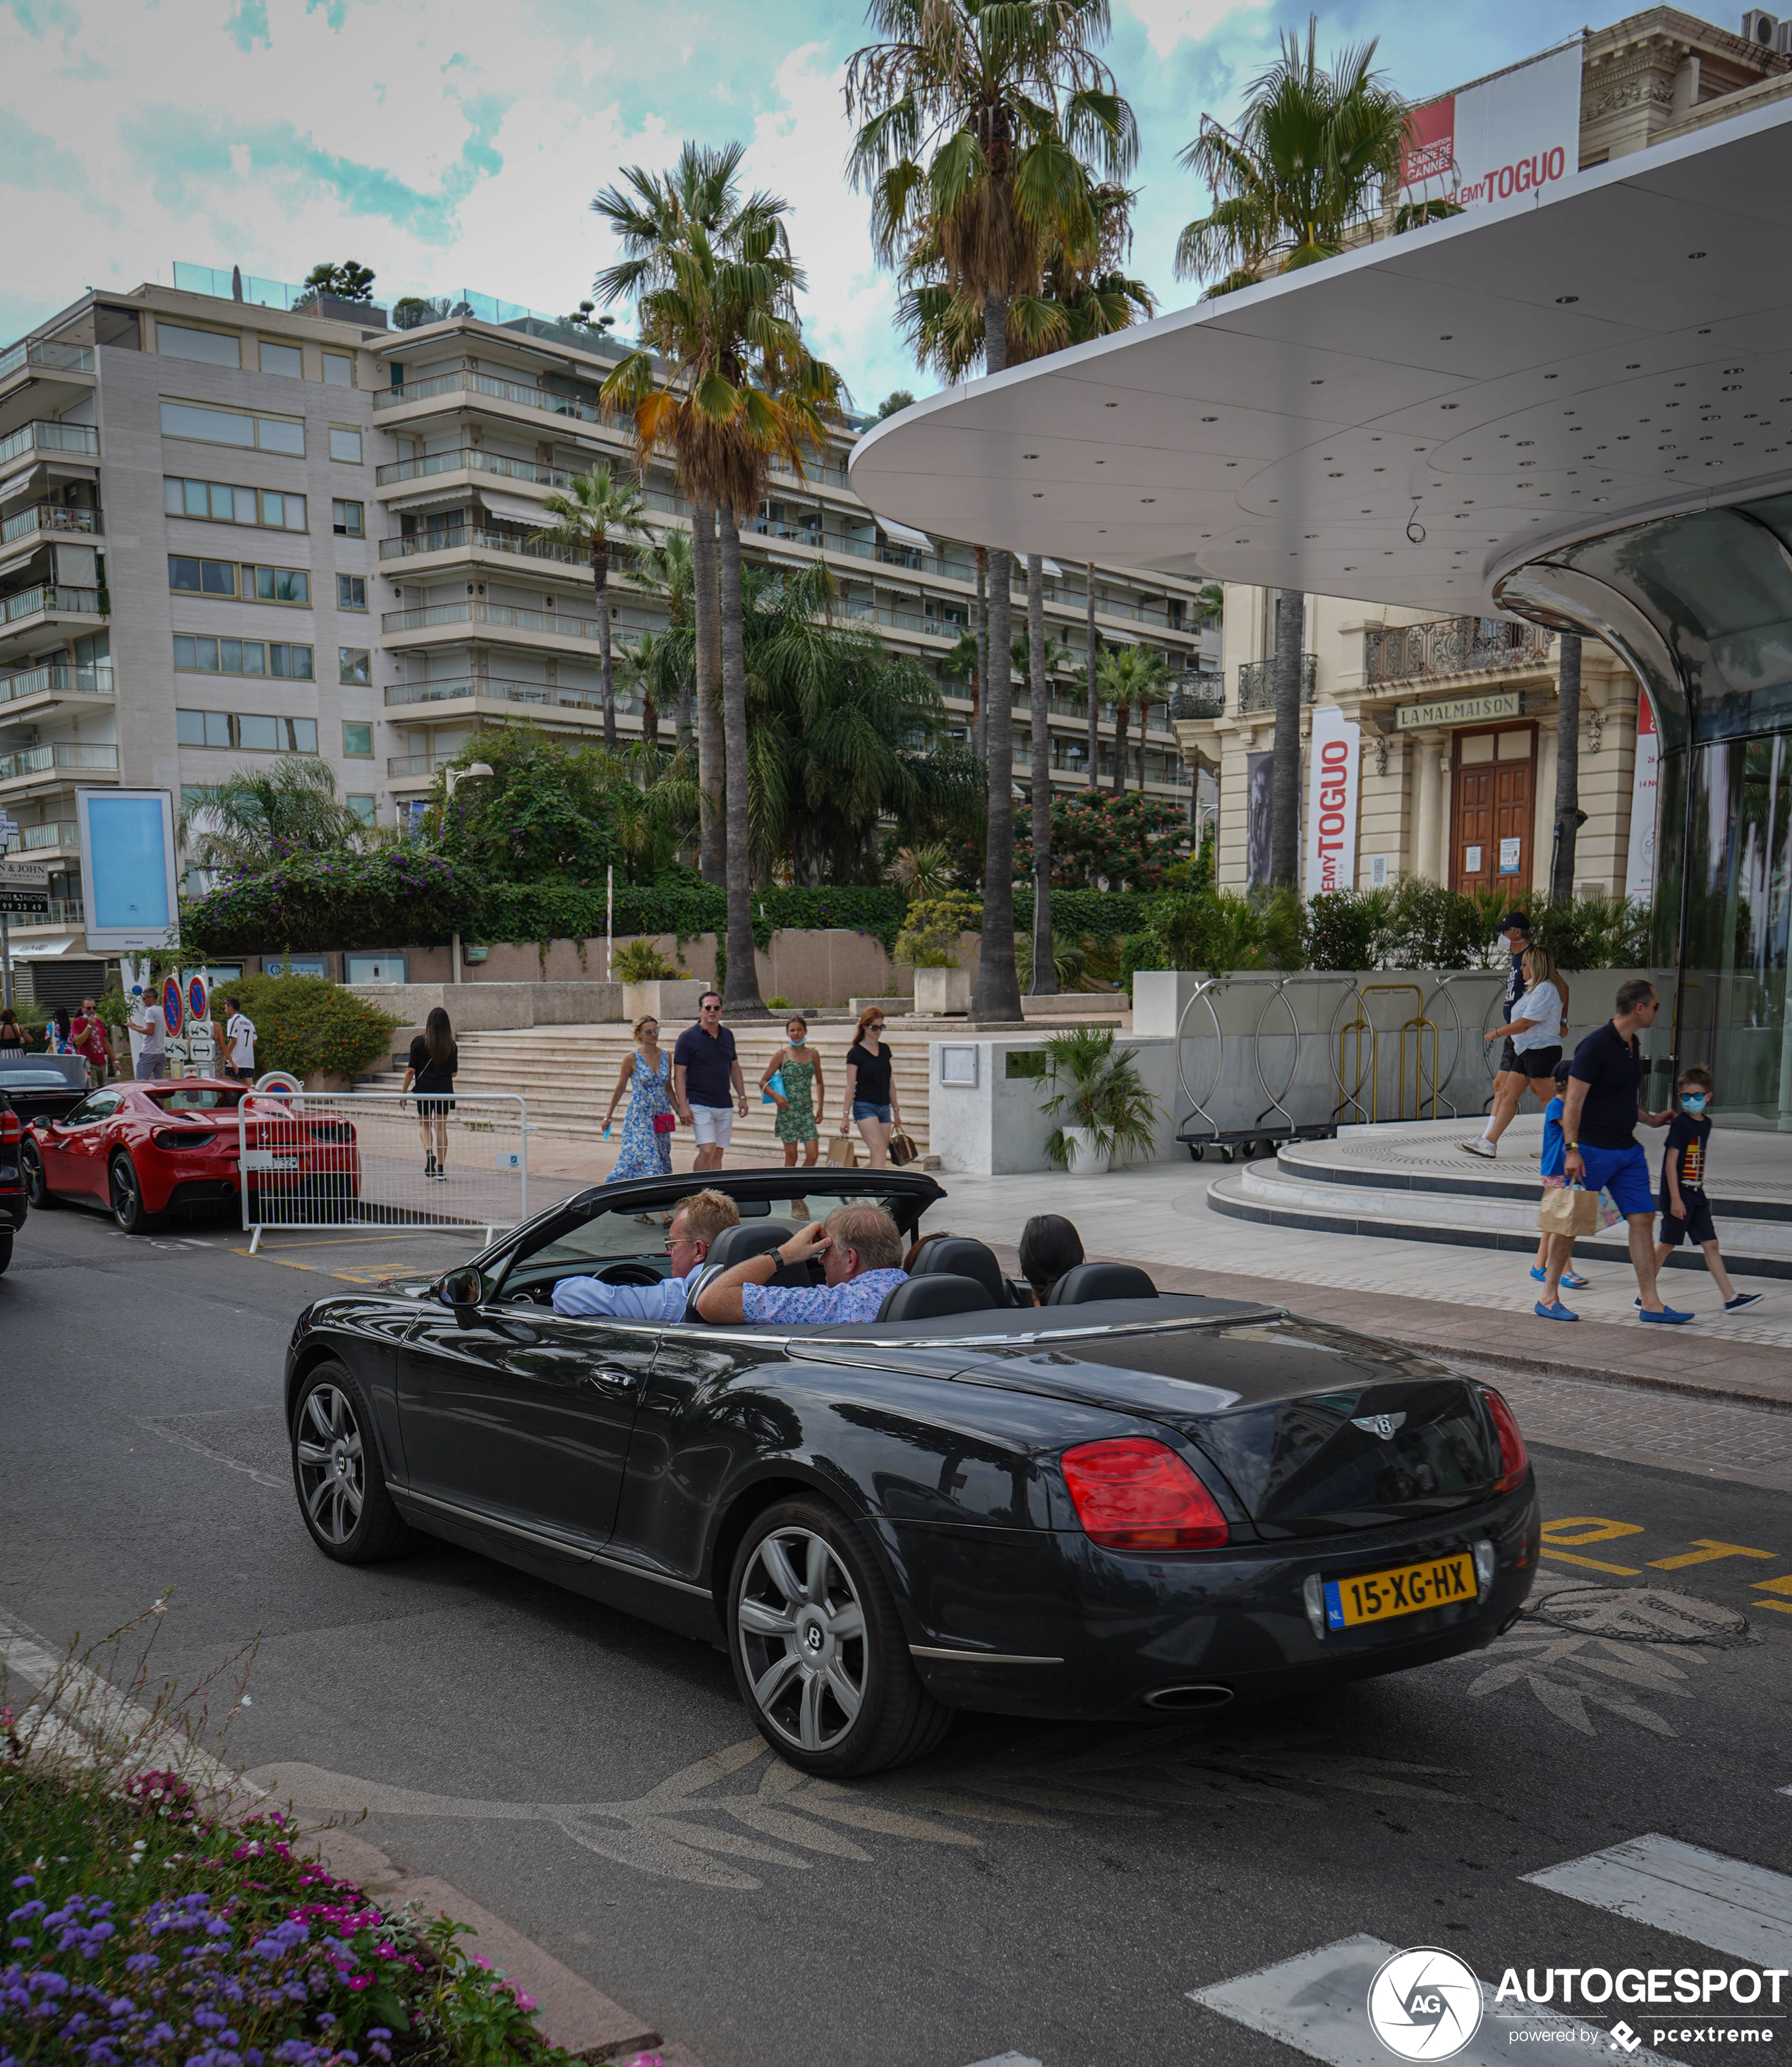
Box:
left=672, top=992, right=747, bottom=1172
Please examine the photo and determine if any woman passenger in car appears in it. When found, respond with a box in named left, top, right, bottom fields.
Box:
left=1017, top=1214, right=1084, bottom=1305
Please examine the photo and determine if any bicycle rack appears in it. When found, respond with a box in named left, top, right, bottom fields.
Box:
left=1174, top=972, right=1360, bottom=1162
left=1419, top=972, right=1472, bottom=1121
left=1357, top=982, right=1440, bottom=1122
left=1334, top=984, right=1371, bottom=1128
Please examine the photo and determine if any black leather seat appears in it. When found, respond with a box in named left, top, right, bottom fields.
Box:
left=706, top=1222, right=792, bottom=1269
left=1046, top=1261, right=1158, bottom=1304
left=876, top=1273, right=997, bottom=1322
left=909, top=1236, right=1015, bottom=1307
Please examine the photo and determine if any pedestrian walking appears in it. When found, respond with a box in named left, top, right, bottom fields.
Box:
left=1644, top=1064, right=1764, bottom=1315
left=672, top=991, right=746, bottom=1174
left=44, top=1005, right=73, bottom=1055
left=0, top=1008, right=23, bottom=1056
left=604, top=1016, right=677, bottom=1183
left=761, top=1014, right=824, bottom=1170
left=222, top=996, right=257, bottom=1083
left=1553, top=977, right=1685, bottom=1322
left=70, top=997, right=111, bottom=1082
left=1531, top=1060, right=1592, bottom=1317
left=840, top=1006, right=903, bottom=1169
left=401, top=1005, right=457, bottom=1181
left=128, top=980, right=167, bottom=1080
left=1464, top=923, right=1566, bottom=1157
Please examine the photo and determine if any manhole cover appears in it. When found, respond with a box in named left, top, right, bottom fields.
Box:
left=1524, top=1586, right=1748, bottom=1644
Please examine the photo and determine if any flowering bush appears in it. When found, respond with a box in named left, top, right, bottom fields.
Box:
left=182, top=853, right=483, bottom=960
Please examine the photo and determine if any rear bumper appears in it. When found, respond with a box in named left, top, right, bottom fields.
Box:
left=891, top=1481, right=1540, bottom=1721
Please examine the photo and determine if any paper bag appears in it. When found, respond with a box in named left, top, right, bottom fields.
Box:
left=826, top=1133, right=859, bottom=1168
left=1537, top=1185, right=1599, bottom=1239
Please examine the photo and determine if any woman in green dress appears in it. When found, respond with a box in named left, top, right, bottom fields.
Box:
left=760, top=1014, right=824, bottom=1168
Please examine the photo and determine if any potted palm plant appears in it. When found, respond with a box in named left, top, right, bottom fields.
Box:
left=1040, top=1028, right=1160, bottom=1176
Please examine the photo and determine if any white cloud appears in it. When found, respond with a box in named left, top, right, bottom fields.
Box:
left=1115, top=0, right=1270, bottom=61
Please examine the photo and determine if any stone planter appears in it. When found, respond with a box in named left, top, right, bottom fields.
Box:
left=1061, top=1126, right=1108, bottom=1177
left=622, top=979, right=706, bottom=1027
left=914, top=966, right=971, bottom=1016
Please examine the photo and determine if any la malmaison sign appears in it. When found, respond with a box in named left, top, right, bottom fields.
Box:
left=1395, top=689, right=1525, bottom=732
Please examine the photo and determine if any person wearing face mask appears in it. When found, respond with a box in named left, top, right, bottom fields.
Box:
left=1647, top=1066, right=1762, bottom=1314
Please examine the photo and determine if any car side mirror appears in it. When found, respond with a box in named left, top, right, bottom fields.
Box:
left=442, top=1266, right=483, bottom=1325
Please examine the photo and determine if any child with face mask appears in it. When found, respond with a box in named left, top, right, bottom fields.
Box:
left=1648, top=1066, right=1762, bottom=1313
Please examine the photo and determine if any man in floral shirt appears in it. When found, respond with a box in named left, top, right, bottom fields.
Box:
left=696, top=1204, right=907, bottom=1325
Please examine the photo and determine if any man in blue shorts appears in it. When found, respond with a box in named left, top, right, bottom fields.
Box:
left=1560, top=978, right=1685, bottom=1322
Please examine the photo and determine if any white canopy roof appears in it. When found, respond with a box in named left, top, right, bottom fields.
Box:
left=479, top=490, right=550, bottom=526
left=850, top=97, right=1792, bottom=620
left=876, top=515, right=933, bottom=550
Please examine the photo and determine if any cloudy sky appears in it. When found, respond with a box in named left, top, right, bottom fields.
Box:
left=6, top=0, right=1592, bottom=407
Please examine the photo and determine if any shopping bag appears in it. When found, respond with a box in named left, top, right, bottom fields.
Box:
left=1596, top=1186, right=1623, bottom=1231
left=826, top=1133, right=859, bottom=1168
left=888, top=1129, right=919, bottom=1167
left=762, top=1071, right=785, bottom=1107
left=1537, top=1185, right=1599, bottom=1238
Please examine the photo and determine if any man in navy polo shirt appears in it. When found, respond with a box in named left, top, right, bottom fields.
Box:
left=673, top=991, right=747, bottom=1174
left=1559, top=977, right=1685, bottom=1323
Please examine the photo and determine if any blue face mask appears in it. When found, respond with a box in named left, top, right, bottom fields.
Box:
left=1681, top=1093, right=1708, bottom=1113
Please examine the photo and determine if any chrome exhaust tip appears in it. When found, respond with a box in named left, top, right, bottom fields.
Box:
left=1141, top=1682, right=1234, bottom=1712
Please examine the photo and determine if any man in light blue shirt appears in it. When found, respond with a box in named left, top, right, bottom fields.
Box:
left=552, top=1190, right=739, bottom=1321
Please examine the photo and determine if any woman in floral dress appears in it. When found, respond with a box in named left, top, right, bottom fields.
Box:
left=604, top=1016, right=676, bottom=1182
left=761, top=1014, right=824, bottom=1169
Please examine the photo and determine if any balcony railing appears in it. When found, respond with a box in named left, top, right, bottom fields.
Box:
left=0, top=421, right=100, bottom=467
left=384, top=677, right=642, bottom=716
left=1168, top=674, right=1226, bottom=721
left=0, top=743, right=118, bottom=783
left=0, top=338, right=94, bottom=382
left=377, top=526, right=583, bottom=570
left=16, top=819, right=78, bottom=851
left=1364, top=615, right=1556, bottom=686
left=0, top=663, right=113, bottom=708
left=375, top=448, right=579, bottom=492
left=375, top=368, right=612, bottom=428
left=11, top=897, right=83, bottom=927
left=1, top=505, right=102, bottom=548
left=382, top=599, right=641, bottom=646
left=0, top=584, right=104, bottom=627
left=1237, top=655, right=1317, bottom=714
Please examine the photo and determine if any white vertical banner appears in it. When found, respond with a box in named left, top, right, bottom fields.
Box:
left=1399, top=41, right=1583, bottom=216
left=1625, top=692, right=1659, bottom=902
left=1305, top=704, right=1361, bottom=896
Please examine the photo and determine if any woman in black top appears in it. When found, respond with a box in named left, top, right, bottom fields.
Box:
left=401, top=1006, right=457, bottom=1181
left=840, top=1005, right=903, bottom=1169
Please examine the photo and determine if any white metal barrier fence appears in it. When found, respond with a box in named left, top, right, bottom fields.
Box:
left=236, top=1090, right=528, bottom=1251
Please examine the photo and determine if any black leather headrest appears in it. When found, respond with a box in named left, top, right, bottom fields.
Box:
left=909, top=1236, right=1010, bottom=1306
left=1046, top=1261, right=1158, bottom=1305
left=876, top=1273, right=997, bottom=1322
left=706, top=1222, right=792, bottom=1269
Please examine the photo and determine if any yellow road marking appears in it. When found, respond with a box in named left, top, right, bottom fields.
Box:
left=1649, top=1539, right=1777, bottom=1569
left=1751, top=1574, right=1792, bottom=1596
left=231, top=1250, right=382, bottom=1286
left=1760, top=1603, right=1792, bottom=1615
left=1540, top=1550, right=1643, bottom=1574
left=1539, top=1517, right=1646, bottom=1546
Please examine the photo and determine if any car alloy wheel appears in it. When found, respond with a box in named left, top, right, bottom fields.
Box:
left=294, top=1381, right=366, bottom=1548
left=737, top=1525, right=868, bottom=1755
left=21, top=1138, right=54, bottom=1210
left=110, top=1154, right=156, bottom=1234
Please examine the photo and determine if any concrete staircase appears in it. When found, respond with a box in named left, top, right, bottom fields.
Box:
left=363, top=1020, right=938, bottom=1158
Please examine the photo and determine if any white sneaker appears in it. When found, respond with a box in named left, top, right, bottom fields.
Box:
left=1460, top=1138, right=1496, bottom=1159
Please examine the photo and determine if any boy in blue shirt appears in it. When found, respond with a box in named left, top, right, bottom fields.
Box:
left=1534, top=1061, right=1590, bottom=1319
left=1642, top=1065, right=1762, bottom=1315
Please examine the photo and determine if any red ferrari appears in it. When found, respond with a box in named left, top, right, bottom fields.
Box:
left=22, top=1078, right=359, bottom=1234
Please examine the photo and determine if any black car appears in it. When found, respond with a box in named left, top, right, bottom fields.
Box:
left=284, top=1167, right=1539, bottom=1776
left=1, top=1052, right=90, bottom=1131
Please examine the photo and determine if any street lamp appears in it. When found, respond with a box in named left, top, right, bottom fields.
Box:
left=442, top=763, right=492, bottom=984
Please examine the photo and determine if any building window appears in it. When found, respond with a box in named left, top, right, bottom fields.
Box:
left=177, top=708, right=317, bottom=753
left=160, top=399, right=304, bottom=455
left=337, top=574, right=367, bottom=611
left=168, top=558, right=309, bottom=604
left=328, top=426, right=363, bottom=464
left=332, top=499, right=364, bottom=536
left=157, top=323, right=241, bottom=368
left=346, top=793, right=377, bottom=824
left=169, top=555, right=239, bottom=597
left=173, top=634, right=314, bottom=680
left=342, top=721, right=373, bottom=758
left=250, top=565, right=310, bottom=604
left=322, top=351, right=355, bottom=388
left=259, top=339, right=303, bottom=378
left=339, top=646, right=371, bottom=685
left=164, top=478, right=307, bottom=531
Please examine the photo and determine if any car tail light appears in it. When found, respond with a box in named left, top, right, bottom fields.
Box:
left=1060, top=1438, right=1230, bottom=1550
left=152, top=1128, right=215, bottom=1151
left=1480, top=1386, right=1530, bottom=1493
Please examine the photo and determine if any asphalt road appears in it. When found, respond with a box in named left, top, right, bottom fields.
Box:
left=5, top=1198, right=1792, bottom=2067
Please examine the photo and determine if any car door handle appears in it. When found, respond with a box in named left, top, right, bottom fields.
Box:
left=582, top=1366, right=643, bottom=1393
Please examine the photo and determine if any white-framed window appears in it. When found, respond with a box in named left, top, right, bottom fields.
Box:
left=177, top=709, right=319, bottom=753
left=259, top=339, right=303, bottom=378
left=163, top=478, right=307, bottom=531
left=332, top=499, right=364, bottom=536
left=161, top=398, right=304, bottom=455
left=339, top=646, right=371, bottom=685
left=337, top=574, right=367, bottom=611
left=322, top=350, right=355, bottom=388
left=173, top=634, right=313, bottom=680
left=341, top=721, right=373, bottom=757
left=157, top=323, right=241, bottom=368
left=328, top=426, right=363, bottom=464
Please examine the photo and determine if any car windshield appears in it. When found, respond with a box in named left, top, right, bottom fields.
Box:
left=147, top=1085, right=244, bottom=1111
left=0, top=1056, right=86, bottom=1087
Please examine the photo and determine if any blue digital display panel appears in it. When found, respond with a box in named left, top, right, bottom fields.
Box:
left=86, top=795, right=172, bottom=932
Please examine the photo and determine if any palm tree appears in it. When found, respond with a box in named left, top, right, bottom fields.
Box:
left=847, top=0, right=1138, bottom=1021
left=530, top=462, right=653, bottom=752
left=1176, top=20, right=1406, bottom=884
left=600, top=152, right=843, bottom=1013
left=633, top=529, right=697, bottom=752
left=178, top=758, right=365, bottom=876
left=1095, top=644, right=1167, bottom=795
left=1129, top=658, right=1171, bottom=790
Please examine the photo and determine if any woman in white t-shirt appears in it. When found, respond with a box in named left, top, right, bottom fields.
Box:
left=1468, top=945, right=1568, bottom=1155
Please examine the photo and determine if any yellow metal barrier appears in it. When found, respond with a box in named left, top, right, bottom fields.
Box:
left=1357, top=983, right=1440, bottom=1122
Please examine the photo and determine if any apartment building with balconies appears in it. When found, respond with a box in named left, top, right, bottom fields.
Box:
left=1, top=270, right=1213, bottom=977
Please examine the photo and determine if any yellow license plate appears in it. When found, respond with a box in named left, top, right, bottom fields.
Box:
left=1324, top=1552, right=1475, bottom=1631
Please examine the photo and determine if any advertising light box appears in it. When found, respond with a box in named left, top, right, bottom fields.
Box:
left=76, top=788, right=180, bottom=952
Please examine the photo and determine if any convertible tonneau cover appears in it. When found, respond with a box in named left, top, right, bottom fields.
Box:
left=756, top=1293, right=1268, bottom=1343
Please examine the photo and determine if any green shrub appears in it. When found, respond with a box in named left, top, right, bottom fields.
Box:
left=892, top=891, right=983, bottom=968
left=1039, top=1027, right=1160, bottom=1168
left=184, top=850, right=480, bottom=957
left=1306, top=888, right=1393, bottom=971
left=220, top=974, right=399, bottom=1080
left=1015, top=932, right=1087, bottom=991
left=612, top=937, right=688, bottom=982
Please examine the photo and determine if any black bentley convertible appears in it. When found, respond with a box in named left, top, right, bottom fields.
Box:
left=284, top=1166, right=1539, bottom=1776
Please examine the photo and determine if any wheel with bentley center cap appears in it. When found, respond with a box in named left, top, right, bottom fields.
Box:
left=727, top=1496, right=950, bottom=1778
left=290, top=1361, right=416, bottom=1563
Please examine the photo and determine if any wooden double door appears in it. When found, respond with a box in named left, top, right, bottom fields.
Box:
left=1451, top=723, right=1536, bottom=895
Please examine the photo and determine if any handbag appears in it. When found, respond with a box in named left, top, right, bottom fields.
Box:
left=888, top=1128, right=919, bottom=1167
left=826, top=1133, right=859, bottom=1168
left=653, top=1112, right=677, bottom=1134
left=762, top=1070, right=786, bottom=1106
left=1538, top=1185, right=1599, bottom=1239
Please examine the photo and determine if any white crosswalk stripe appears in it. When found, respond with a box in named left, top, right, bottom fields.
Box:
left=959, top=2055, right=1043, bottom=2067
left=1523, top=1833, right=1792, bottom=1965
left=1188, top=1934, right=1685, bottom=2066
